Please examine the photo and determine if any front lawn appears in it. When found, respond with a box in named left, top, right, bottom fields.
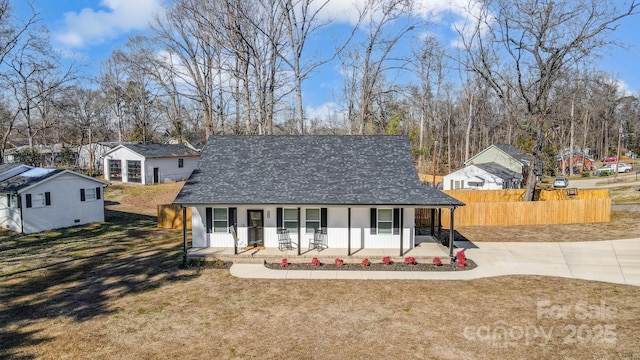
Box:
left=1, top=183, right=639, bottom=359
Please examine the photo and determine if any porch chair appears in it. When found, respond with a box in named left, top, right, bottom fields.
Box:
left=309, top=228, right=328, bottom=250
left=277, top=228, right=293, bottom=251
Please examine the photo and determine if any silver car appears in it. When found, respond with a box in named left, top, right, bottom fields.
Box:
left=553, top=177, right=569, bottom=188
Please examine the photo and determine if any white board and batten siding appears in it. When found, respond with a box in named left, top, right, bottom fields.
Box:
left=191, top=205, right=415, bottom=250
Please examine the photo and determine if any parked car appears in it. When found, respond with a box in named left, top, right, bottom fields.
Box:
left=603, top=156, right=618, bottom=162
left=598, top=163, right=632, bottom=173
left=553, top=177, right=569, bottom=188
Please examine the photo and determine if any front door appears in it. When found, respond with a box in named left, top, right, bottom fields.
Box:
left=247, top=210, right=264, bottom=247
left=153, top=167, right=159, bottom=184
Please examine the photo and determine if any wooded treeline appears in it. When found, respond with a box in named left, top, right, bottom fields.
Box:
left=1, top=0, right=639, bottom=182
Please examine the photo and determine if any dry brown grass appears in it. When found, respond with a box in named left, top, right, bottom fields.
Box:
left=1, top=182, right=640, bottom=359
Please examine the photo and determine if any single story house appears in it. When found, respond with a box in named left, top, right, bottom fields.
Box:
left=0, top=165, right=109, bottom=234
left=173, top=135, right=464, bottom=257
left=443, top=162, right=522, bottom=190
left=77, top=142, right=124, bottom=174
left=102, top=143, right=200, bottom=184
left=3, top=143, right=77, bottom=167
left=557, top=151, right=595, bottom=173
left=465, top=144, right=531, bottom=176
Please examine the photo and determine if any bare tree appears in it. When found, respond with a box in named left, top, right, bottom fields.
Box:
left=458, top=0, right=639, bottom=200
left=346, top=0, right=416, bottom=134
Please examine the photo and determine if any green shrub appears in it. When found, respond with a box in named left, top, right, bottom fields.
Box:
left=581, top=172, right=591, bottom=178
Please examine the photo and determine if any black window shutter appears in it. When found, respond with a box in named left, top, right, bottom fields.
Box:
left=6, top=194, right=9, bottom=205
left=321, top=208, right=327, bottom=230
left=370, top=208, right=377, bottom=234
left=393, top=208, right=400, bottom=235
left=45, top=192, right=51, bottom=206
left=229, top=207, right=237, bottom=232
left=17, top=196, right=21, bottom=208
left=206, top=207, right=212, bottom=234
left=80, top=189, right=86, bottom=201
left=276, top=207, right=283, bottom=229
left=96, top=187, right=101, bottom=200
left=26, top=194, right=32, bottom=208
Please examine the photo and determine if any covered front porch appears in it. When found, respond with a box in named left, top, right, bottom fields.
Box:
left=186, top=235, right=453, bottom=264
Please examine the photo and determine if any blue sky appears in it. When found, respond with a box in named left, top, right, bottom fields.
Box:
left=13, top=0, right=640, bottom=117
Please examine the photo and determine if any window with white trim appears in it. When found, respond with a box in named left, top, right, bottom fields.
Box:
left=31, top=193, right=47, bottom=207
left=283, top=208, right=298, bottom=234
left=213, top=208, right=228, bottom=233
left=305, top=208, right=320, bottom=234
left=377, top=208, right=393, bottom=234
left=85, top=188, right=96, bottom=201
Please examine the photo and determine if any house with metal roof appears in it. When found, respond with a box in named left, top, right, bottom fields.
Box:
left=173, top=135, right=464, bottom=257
left=443, top=162, right=522, bottom=190
left=102, top=143, right=200, bottom=185
left=0, top=165, right=109, bottom=234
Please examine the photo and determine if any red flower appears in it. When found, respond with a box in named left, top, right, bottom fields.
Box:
left=280, top=258, right=288, bottom=268
left=361, top=258, right=370, bottom=267
left=382, top=256, right=392, bottom=265
left=310, top=257, right=321, bottom=267
left=334, top=258, right=344, bottom=266
left=432, top=257, right=442, bottom=266
left=404, top=256, right=417, bottom=265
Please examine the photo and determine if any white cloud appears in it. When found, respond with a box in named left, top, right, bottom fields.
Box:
left=54, top=0, right=166, bottom=48
left=321, top=0, right=480, bottom=25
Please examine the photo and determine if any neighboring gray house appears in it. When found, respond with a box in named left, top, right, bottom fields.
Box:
left=0, top=165, right=109, bottom=234
left=173, top=135, right=464, bottom=255
left=465, top=144, right=531, bottom=176
left=102, top=143, right=200, bottom=185
left=443, top=162, right=522, bottom=190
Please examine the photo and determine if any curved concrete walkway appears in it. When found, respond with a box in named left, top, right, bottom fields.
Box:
left=230, top=239, right=640, bottom=286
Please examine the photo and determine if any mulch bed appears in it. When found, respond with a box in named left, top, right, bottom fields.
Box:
left=265, top=259, right=476, bottom=271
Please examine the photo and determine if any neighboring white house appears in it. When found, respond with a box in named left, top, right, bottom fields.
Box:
left=0, top=165, right=109, bottom=234
left=173, top=135, right=464, bottom=255
left=77, top=142, right=123, bottom=174
left=443, top=162, right=522, bottom=190
left=102, top=143, right=200, bottom=185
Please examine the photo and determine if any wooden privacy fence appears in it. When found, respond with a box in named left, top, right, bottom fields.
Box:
left=418, top=189, right=611, bottom=227
left=158, top=204, right=192, bottom=229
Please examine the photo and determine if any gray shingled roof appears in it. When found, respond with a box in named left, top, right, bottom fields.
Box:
left=494, top=144, right=531, bottom=165
left=0, top=168, right=64, bottom=193
left=474, top=162, right=522, bottom=180
left=119, top=143, right=199, bottom=158
left=174, top=135, right=463, bottom=207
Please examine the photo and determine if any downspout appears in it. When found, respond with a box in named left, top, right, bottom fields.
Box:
left=182, top=206, right=187, bottom=266
left=449, top=207, right=456, bottom=259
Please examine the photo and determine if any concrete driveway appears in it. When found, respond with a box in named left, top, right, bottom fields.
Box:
left=230, top=239, right=640, bottom=286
